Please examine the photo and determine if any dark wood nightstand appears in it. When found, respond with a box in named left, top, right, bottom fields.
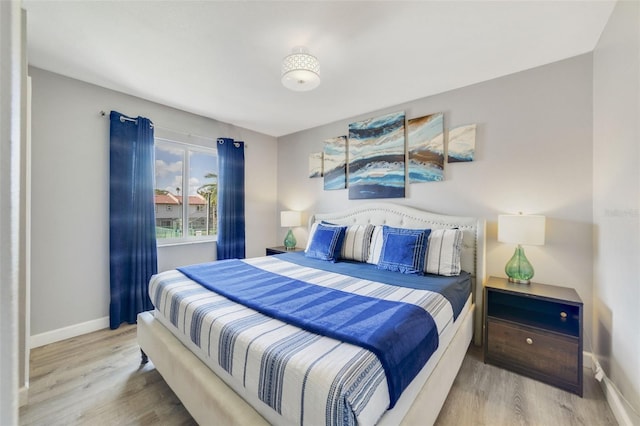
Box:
left=483, top=276, right=583, bottom=396
left=265, top=246, right=304, bottom=256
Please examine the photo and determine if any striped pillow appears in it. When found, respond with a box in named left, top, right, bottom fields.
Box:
left=367, top=225, right=384, bottom=265
left=424, top=229, right=463, bottom=276
left=340, top=224, right=375, bottom=262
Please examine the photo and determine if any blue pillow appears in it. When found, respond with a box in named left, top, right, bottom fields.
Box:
left=305, top=223, right=347, bottom=262
left=377, top=226, right=431, bottom=274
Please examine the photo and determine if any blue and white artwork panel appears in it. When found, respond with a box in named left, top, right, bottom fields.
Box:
left=447, top=124, right=476, bottom=162
left=309, top=152, right=323, bottom=178
left=407, top=113, right=444, bottom=183
left=323, top=136, right=347, bottom=190
left=348, top=111, right=406, bottom=200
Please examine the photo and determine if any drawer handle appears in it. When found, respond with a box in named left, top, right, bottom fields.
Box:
left=526, top=337, right=533, bottom=345
left=560, top=311, right=568, bottom=319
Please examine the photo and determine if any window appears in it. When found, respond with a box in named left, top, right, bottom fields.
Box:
left=154, top=138, right=218, bottom=242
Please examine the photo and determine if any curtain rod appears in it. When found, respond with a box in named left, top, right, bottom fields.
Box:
left=99, top=110, right=246, bottom=146
left=100, top=110, right=153, bottom=127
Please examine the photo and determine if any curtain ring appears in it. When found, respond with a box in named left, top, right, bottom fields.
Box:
left=234, top=142, right=240, bottom=148
left=217, top=139, right=225, bottom=144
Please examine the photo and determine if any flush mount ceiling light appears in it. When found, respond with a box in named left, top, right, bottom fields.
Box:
left=281, top=46, right=320, bottom=92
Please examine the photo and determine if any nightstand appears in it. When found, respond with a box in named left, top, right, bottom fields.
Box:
left=265, top=246, right=304, bottom=256
left=483, top=276, right=583, bottom=396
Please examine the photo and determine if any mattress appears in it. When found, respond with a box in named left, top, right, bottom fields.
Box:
left=149, top=254, right=471, bottom=426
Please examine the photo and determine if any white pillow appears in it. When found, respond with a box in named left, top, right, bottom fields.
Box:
left=367, top=225, right=384, bottom=265
left=424, top=229, right=463, bottom=276
left=340, top=224, right=374, bottom=262
left=305, top=222, right=320, bottom=252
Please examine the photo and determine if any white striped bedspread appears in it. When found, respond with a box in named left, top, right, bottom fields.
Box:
left=149, top=255, right=458, bottom=426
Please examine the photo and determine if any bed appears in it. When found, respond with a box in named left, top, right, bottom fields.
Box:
left=137, top=202, right=486, bottom=425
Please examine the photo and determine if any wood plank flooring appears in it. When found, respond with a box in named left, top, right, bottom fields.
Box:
left=20, top=325, right=617, bottom=426
left=435, top=344, right=617, bottom=426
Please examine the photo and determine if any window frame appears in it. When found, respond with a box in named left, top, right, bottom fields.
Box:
left=154, top=137, right=218, bottom=246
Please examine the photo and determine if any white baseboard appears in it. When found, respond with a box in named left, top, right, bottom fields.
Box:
left=30, top=316, right=109, bottom=348
left=599, top=375, right=640, bottom=426
left=585, top=351, right=640, bottom=426
left=583, top=350, right=592, bottom=369
left=19, top=386, right=28, bottom=407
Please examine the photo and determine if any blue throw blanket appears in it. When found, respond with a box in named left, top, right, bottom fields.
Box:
left=177, top=259, right=438, bottom=408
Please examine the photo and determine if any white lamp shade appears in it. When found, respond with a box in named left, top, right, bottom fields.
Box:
left=281, top=46, right=320, bottom=92
left=498, top=214, right=545, bottom=246
left=280, top=211, right=302, bottom=228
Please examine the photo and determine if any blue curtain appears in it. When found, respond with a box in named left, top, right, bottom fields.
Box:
left=109, top=111, right=157, bottom=329
left=216, top=138, right=246, bottom=259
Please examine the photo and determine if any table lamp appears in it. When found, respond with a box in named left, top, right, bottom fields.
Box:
left=498, top=213, right=545, bottom=284
left=280, top=211, right=302, bottom=250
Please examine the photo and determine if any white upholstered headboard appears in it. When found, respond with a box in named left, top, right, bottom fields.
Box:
left=310, top=202, right=486, bottom=345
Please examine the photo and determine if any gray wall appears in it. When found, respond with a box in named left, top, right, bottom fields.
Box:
left=29, top=67, right=278, bottom=335
left=593, top=0, right=640, bottom=419
left=277, top=54, right=595, bottom=340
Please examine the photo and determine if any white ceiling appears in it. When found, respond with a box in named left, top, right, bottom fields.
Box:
left=23, top=0, right=615, bottom=137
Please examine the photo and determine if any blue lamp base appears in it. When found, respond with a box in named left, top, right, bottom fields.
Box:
left=284, top=228, right=297, bottom=250
left=505, top=245, right=534, bottom=284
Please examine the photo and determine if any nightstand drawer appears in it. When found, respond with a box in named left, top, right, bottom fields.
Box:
left=486, top=318, right=579, bottom=385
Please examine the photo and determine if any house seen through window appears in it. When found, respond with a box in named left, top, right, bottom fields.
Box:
left=154, top=138, right=218, bottom=241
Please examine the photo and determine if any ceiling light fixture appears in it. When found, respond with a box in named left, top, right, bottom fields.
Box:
left=281, top=46, right=320, bottom=92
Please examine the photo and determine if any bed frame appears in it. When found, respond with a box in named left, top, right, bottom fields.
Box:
left=137, top=202, right=486, bottom=425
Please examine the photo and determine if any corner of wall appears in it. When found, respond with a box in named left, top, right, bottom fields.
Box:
left=19, top=386, right=28, bottom=407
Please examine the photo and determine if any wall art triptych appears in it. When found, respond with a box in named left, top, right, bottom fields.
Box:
left=309, top=111, right=477, bottom=199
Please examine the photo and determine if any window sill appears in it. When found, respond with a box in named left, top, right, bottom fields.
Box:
left=157, top=238, right=217, bottom=248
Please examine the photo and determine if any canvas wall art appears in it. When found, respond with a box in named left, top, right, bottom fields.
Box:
left=407, top=113, right=444, bottom=183
left=348, top=111, right=406, bottom=199
left=323, top=136, right=347, bottom=190
left=448, top=123, right=477, bottom=162
left=308, top=152, right=323, bottom=178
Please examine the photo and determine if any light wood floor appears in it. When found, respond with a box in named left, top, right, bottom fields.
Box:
left=435, top=345, right=617, bottom=426
left=20, top=324, right=617, bottom=426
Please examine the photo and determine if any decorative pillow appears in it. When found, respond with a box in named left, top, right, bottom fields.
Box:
left=305, top=223, right=347, bottom=262
left=377, top=226, right=430, bottom=274
left=340, top=224, right=375, bottom=262
left=305, top=221, right=342, bottom=253
left=305, top=222, right=320, bottom=252
left=424, top=228, right=463, bottom=276
left=367, top=225, right=384, bottom=265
